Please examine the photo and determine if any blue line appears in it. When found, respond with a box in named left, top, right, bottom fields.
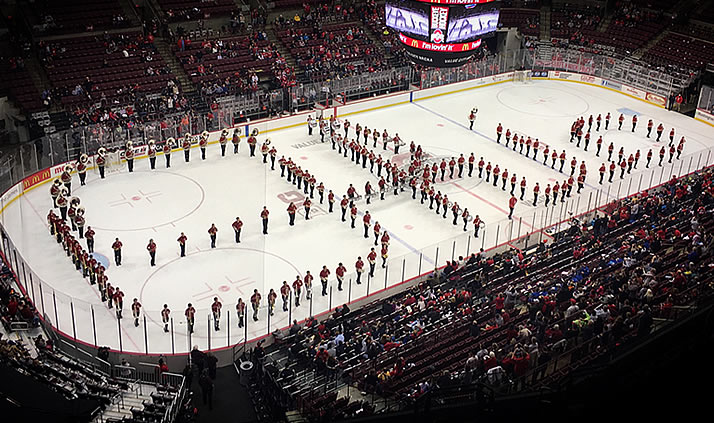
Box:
left=411, top=102, right=616, bottom=198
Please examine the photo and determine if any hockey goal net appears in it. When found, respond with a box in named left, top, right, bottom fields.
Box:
left=513, top=70, right=533, bottom=83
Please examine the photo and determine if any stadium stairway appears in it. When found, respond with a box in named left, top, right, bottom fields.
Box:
left=153, top=37, right=197, bottom=95
left=540, top=5, right=551, bottom=41
left=633, top=29, right=671, bottom=60
left=94, top=384, right=158, bottom=423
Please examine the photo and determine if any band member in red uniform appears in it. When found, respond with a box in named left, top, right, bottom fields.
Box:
left=287, top=202, right=297, bottom=226
left=292, top=276, right=302, bottom=306
left=112, top=237, right=123, bottom=266
left=232, top=217, right=243, bottom=243
left=236, top=299, right=246, bottom=327
left=319, top=266, right=330, bottom=296
left=219, top=129, right=229, bottom=156
left=336, top=263, right=346, bottom=291
left=473, top=215, right=481, bottom=238
left=261, top=206, right=269, bottom=234
left=280, top=281, right=291, bottom=312
left=177, top=232, right=187, bottom=257
left=508, top=195, right=517, bottom=219
left=355, top=256, right=364, bottom=284
left=533, top=182, right=540, bottom=206
left=368, top=248, right=377, bottom=277
left=363, top=211, right=371, bottom=238
left=496, top=123, right=503, bottom=143
left=200, top=131, right=209, bottom=160
left=125, top=141, right=135, bottom=172
left=208, top=224, right=218, bottom=248
left=147, top=238, right=157, bottom=266
left=182, top=133, right=192, bottom=162
left=350, top=203, right=358, bottom=229
left=163, top=138, right=173, bottom=168
left=303, top=198, right=312, bottom=220
left=161, top=304, right=170, bottom=332
left=251, top=289, right=262, bottom=320
left=131, top=298, right=141, bottom=327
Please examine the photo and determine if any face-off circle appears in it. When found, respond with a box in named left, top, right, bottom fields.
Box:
left=78, top=171, right=205, bottom=231
left=139, top=247, right=301, bottom=315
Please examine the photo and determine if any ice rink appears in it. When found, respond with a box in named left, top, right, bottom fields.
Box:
left=2, top=79, right=713, bottom=354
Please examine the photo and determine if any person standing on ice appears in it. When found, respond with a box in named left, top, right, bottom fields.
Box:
left=161, top=304, right=170, bottom=333
left=261, top=206, right=270, bottom=234
left=163, top=138, right=174, bottom=168
left=147, top=238, right=157, bottom=266
left=185, top=303, right=196, bottom=333
left=232, top=216, right=243, bottom=243
left=236, top=299, right=246, bottom=328
left=177, top=232, right=187, bottom=257
left=211, top=297, right=222, bottom=331
left=208, top=224, right=218, bottom=248
left=182, top=133, right=192, bottom=162
left=508, top=195, right=517, bottom=219
left=112, top=237, right=123, bottom=266
left=131, top=298, right=141, bottom=327
left=468, top=107, right=478, bottom=130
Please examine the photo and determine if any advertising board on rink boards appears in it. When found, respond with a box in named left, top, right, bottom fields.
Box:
left=695, top=109, right=714, bottom=127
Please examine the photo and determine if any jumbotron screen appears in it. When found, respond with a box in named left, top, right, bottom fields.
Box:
left=386, top=0, right=500, bottom=67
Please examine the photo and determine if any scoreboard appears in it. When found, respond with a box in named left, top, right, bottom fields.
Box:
left=385, top=0, right=500, bottom=67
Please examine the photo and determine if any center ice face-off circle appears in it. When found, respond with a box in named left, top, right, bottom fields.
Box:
left=496, top=86, right=590, bottom=117
left=78, top=171, right=205, bottom=231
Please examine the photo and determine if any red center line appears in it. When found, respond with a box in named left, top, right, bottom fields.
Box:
left=450, top=181, right=534, bottom=229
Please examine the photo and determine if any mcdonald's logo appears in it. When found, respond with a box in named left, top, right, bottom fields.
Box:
left=411, top=40, right=419, bottom=48
left=462, top=43, right=469, bottom=51
left=22, top=169, right=51, bottom=190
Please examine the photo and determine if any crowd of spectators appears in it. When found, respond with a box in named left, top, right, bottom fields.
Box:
left=550, top=5, right=603, bottom=46
left=0, top=264, right=40, bottom=332
left=258, top=167, right=714, bottom=413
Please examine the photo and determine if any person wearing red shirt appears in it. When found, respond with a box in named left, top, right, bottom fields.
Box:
left=492, top=165, right=500, bottom=187
left=355, top=257, right=364, bottom=284
left=111, top=238, right=123, bottom=266
left=577, top=174, right=585, bottom=194
left=457, top=154, right=465, bottom=178
left=618, top=113, right=624, bottom=130
left=363, top=211, right=371, bottom=238
left=553, top=182, right=560, bottom=205
left=647, top=119, right=653, bottom=138
left=496, top=123, right=503, bottom=143
left=520, top=177, right=527, bottom=201
left=161, top=304, right=170, bottom=333
left=185, top=302, right=196, bottom=333
left=280, top=281, right=291, bottom=312
left=287, top=202, right=297, bottom=226
left=303, top=198, right=311, bottom=220
left=304, top=271, right=313, bottom=300
left=319, top=266, right=330, bottom=296
left=501, top=169, right=508, bottom=191
left=609, top=161, right=616, bottom=183
left=261, top=206, right=269, bottom=234
left=544, top=184, right=551, bottom=207
left=250, top=289, right=262, bottom=321
left=292, top=276, right=302, bottom=306
left=669, top=127, right=675, bottom=144
left=367, top=248, right=377, bottom=277
left=559, top=151, right=566, bottom=173
left=381, top=245, right=389, bottom=268
left=211, top=297, right=222, bottom=331
left=468, top=153, right=475, bottom=177
left=350, top=204, right=358, bottom=229
left=599, top=163, right=606, bottom=184
left=532, top=138, right=539, bottom=160
left=508, top=195, right=517, bottom=219
left=336, top=263, right=346, bottom=291
left=177, top=232, right=187, bottom=257
left=147, top=239, right=157, bottom=266
left=340, top=195, right=349, bottom=221
left=208, top=223, right=218, bottom=248
left=645, top=149, right=653, bottom=168
left=232, top=217, right=243, bottom=243
left=620, top=159, right=627, bottom=179
left=113, top=287, right=125, bottom=319
left=131, top=298, right=141, bottom=327
left=505, top=128, right=511, bottom=146
left=472, top=215, right=482, bottom=238
left=533, top=182, right=540, bottom=206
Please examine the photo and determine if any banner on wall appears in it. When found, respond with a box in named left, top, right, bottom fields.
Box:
left=695, top=109, right=714, bottom=125
left=621, top=84, right=645, bottom=99
left=579, top=75, right=596, bottom=84
left=645, top=92, right=667, bottom=107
